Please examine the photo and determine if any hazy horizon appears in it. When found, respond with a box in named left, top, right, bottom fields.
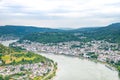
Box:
left=0, top=0, right=120, bottom=28
left=0, top=24, right=107, bottom=29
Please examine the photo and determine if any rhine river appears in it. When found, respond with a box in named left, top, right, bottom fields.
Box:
left=1, top=40, right=120, bottom=80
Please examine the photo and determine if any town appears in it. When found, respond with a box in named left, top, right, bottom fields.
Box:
left=0, top=62, right=53, bottom=80
left=12, top=40, right=120, bottom=64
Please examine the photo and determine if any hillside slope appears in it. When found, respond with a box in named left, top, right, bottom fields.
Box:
left=19, top=23, right=120, bottom=43
left=0, top=25, right=64, bottom=37
left=82, top=23, right=120, bottom=43
left=20, top=32, right=80, bottom=43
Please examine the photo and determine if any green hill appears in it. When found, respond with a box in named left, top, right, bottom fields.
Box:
left=0, top=25, right=64, bottom=38
left=19, top=23, right=120, bottom=44
left=81, top=23, right=120, bottom=43
left=0, top=44, right=56, bottom=80
left=1, top=23, right=120, bottom=44
left=19, top=32, right=80, bottom=43
left=0, top=44, right=47, bottom=65
left=0, top=44, right=13, bottom=55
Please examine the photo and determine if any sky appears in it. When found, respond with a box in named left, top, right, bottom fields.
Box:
left=0, top=0, right=120, bottom=28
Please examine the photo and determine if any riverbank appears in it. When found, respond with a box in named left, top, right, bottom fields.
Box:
left=38, top=52, right=119, bottom=80
left=0, top=40, right=57, bottom=80
left=13, top=40, right=120, bottom=77
left=1, top=40, right=119, bottom=80
left=33, top=61, right=57, bottom=80
left=42, top=62, right=57, bottom=80
left=57, top=52, right=118, bottom=72
left=39, top=51, right=118, bottom=71
left=34, top=51, right=120, bottom=80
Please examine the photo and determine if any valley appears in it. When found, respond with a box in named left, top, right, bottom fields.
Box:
left=1, top=40, right=119, bottom=80
left=0, top=23, right=120, bottom=80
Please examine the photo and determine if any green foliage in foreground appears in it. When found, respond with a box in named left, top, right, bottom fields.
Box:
left=115, top=61, right=120, bottom=72
left=108, top=60, right=120, bottom=77
left=0, top=44, right=55, bottom=80
left=10, top=52, right=47, bottom=65
left=0, top=44, right=13, bottom=54
left=0, top=44, right=48, bottom=66
left=0, top=75, right=11, bottom=80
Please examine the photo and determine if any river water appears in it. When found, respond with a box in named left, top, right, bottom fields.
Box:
left=41, top=53, right=119, bottom=80
left=1, top=40, right=120, bottom=80
left=0, top=40, right=18, bottom=47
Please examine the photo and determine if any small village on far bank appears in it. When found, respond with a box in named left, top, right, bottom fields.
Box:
left=12, top=40, right=120, bottom=64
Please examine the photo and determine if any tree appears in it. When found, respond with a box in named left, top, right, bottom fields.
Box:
left=4, top=76, right=10, bottom=80
left=0, top=75, right=3, bottom=80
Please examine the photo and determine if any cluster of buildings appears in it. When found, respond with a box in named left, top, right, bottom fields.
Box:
left=12, top=40, right=120, bottom=63
left=0, top=62, right=52, bottom=79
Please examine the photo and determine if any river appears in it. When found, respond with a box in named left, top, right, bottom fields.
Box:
left=0, top=40, right=18, bottom=47
left=1, top=40, right=120, bottom=80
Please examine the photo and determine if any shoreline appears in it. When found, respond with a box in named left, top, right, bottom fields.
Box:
left=1, top=40, right=119, bottom=80
left=37, top=51, right=119, bottom=75
left=0, top=40, right=57, bottom=80
left=42, top=61, right=57, bottom=80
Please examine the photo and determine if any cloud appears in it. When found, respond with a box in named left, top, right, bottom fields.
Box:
left=0, top=0, right=120, bottom=28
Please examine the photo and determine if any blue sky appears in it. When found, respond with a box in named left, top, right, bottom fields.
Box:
left=0, top=0, right=120, bottom=28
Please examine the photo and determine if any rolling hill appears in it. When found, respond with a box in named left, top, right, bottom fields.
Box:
left=0, top=23, right=120, bottom=43
left=0, top=25, right=64, bottom=38
left=80, top=23, right=120, bottom=43
left=19, top=32, right=80, bottom=43
left=19, top=23, right=120, bottom=43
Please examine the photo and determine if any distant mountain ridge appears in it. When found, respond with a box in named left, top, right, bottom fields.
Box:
left=70, top=27, right=101, bottom=32
left=78, top=23, right=120, bottom=43
left=0, top=25, right=64, bottom=37
left=73, top=23, right=120, bottom=32
left=19, top=22, right=120, bottom=43
left=0, top=23, right=120, bottom=43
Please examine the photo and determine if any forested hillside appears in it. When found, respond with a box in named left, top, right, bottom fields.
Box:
left=0, top=25, right=64, bottom=37
left=80, top=23, right=120, bottom=43
left=20, top=32, right=80, bottom=43
left=0, top=23, right=120, bottom=44
left=19, top=23, right=120, bottom=44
